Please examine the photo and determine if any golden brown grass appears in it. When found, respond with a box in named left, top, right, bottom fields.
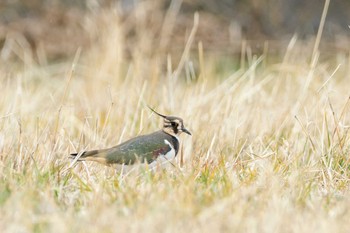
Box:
left=1, top=3, right=350, bottom=233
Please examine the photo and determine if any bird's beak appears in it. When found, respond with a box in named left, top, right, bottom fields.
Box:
left=182, top=128, right=192, bottom=136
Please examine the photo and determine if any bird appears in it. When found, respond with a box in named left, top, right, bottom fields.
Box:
left=70, top=107, right=191, bottom=168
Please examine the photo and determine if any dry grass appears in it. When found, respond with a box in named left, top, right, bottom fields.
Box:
left=1, top=3, right=350, bottom=233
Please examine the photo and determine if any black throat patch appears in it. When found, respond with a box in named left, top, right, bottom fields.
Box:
left=167, top=134, right=179, bottom=155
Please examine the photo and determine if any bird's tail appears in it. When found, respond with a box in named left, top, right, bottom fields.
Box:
left=70, top=149, right=109, bottom=164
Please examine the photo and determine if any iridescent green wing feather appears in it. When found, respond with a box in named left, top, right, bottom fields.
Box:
left=104, top=131, right=173, bottom=164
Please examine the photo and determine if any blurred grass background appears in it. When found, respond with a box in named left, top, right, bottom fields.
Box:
left=1, top=0, right=350, bottom=232
left=1, top=0, right=350, bottom=61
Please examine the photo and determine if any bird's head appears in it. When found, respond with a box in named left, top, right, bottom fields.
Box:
left=148, top=106, right=191, bottom=137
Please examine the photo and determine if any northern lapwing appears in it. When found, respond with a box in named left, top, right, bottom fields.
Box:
left=70, top=107, right=191, bottom=167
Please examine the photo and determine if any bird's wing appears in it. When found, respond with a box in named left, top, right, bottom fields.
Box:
left=104, top=132, right=173, bottom=164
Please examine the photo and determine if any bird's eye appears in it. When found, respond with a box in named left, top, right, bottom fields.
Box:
left=171, top=122, right=177, bottom=127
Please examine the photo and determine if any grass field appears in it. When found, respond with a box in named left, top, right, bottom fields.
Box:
left=1, top=6, right=350, bottom=233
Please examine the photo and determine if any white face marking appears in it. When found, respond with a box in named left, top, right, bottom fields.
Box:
left=175, top=120, right=182, bottom=132
left=163, top=118, right=186, bottom=137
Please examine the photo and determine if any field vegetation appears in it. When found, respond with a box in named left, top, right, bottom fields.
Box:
left=1, top=2, right=350, bottom=232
